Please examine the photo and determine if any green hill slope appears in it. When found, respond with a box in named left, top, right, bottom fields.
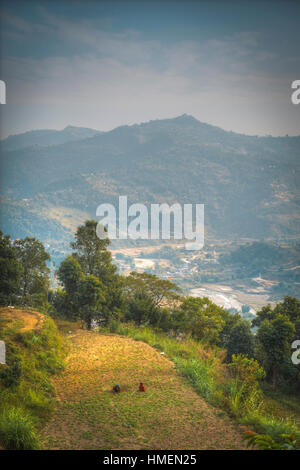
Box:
left=41, top=329, right=246, bottom=450
left=0, top=308, right=66, bottom=449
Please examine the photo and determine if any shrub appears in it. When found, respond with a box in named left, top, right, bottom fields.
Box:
left=242, top=411, right=300, bottom=443
left=226, top=354, right=265, bottom=417
left=107, top=319, right=121, bottom=333
left=243, top=430, right=298, bottom=450
left=0, top=406, right=39, bottom=450
left=0, top=355, right=22, bottom=388
left=228, top=354, right=265, bottom=384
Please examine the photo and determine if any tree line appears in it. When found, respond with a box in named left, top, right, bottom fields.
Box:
left=0, top=221, right=299, bottom=392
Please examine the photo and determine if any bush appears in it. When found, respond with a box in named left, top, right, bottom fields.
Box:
left=242, top=411, right=300, bottom=443
left=107, top=319, right=122, bottom=334
left=226, top=354, right=265, bottom=417
left=0, top=355, right=22, bottom=388
left=243, top=430, right=298, bottom=450
left=0, top=406, right=39, bottom=450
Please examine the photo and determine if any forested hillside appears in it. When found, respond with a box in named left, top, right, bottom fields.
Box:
left=1, top=115, right=299, bottom=246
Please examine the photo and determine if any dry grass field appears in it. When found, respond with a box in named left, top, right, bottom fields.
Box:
left=41, top=330, right=246, bottom=450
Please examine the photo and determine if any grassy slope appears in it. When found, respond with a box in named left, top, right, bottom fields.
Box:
left=108, top=323, right=300, bottom=445
left=41, top=329, right=246, bottom=450
left=0, top=308, right=66, bottom=449
left=262, top=386, right=300, bottom=428
left=2, top=310, right=298, bottom=450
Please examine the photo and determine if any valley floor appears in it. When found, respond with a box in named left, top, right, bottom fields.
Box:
left=41, top=329, right=246, bottom=450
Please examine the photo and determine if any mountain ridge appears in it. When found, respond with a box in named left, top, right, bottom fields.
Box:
left=0, top=125, right=102, bottom=152
left=2, top=114, right=300, bottom=144
left=0, top=114, right=299, bottom=247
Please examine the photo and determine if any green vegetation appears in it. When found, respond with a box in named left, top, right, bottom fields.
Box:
left=123, top=271, right=181, bottom=307
left=0, top=406, right=40, bottom=450
left=0, top=230, right=23, bottom=306
left=0, top=311, right=66, bottom=449
left=243, top=430, right=298, bottom=450
left=53, top=220, right=121, bottom=328
left=218, top=242, right=300, bottom=298
left=253, top=297, right=300, bottom=389
left=40, top=328, right=246, bottom=450
left=0, top=230, right=50, bottom=312
left=1, top=220, right=300, bottom=449
left=220, top=242, right=289, bottom=274
left=14, top=236, right=50, bottom=311
left=103, top=321, right=300, bottom=446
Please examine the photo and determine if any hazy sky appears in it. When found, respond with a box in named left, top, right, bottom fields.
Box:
left=0, top=0, right=299, bottom=138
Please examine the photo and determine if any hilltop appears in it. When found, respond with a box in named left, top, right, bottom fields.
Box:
left=0, top=308, right=45, bottom=332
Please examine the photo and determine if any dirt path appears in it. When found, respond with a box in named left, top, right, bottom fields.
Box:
left=41, top=330, right=246, bottom=450
left=0, top=308, right=44, bottom=332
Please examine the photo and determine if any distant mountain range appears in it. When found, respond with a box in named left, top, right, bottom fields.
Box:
left=1, top=126, right=101, bottom=151
left=0, top=115, right=299, bottom=249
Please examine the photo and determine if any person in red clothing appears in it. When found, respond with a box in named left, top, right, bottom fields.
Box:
left=139, top=382, right=146, bottom=392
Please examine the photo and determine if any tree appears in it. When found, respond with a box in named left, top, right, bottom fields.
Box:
left=100, top=274, right=125, bottom=324
left=0, top=230, right=23, bottom=305
left=219, top=310, right=241, bottom=348
left=14, top=237, right=50, bottom=305
left=78, top=275, right=106, bottom=329
left=273, top=296, right=300, bottom=324
left=71, top=220, right=122, bottom=321
left=124, top=272, right=181, bottom=307
left=57, top=256, right=83, bottom=319
left=125, top=292, right=160, bottom=326
left=255, top=314, right=295, bottom=387
left=253, top=297, right=300, bottom=390
left=71, top=220, right=116, bottom=282
left=49, top=288, right=68, bottom=319
left=253, top=296, right=300, bottom=329
left=252, top=304, right=275, bottom=328
left=174, top=296, right=226, bottom=345
left=225, top=319, right=254, bottom=362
